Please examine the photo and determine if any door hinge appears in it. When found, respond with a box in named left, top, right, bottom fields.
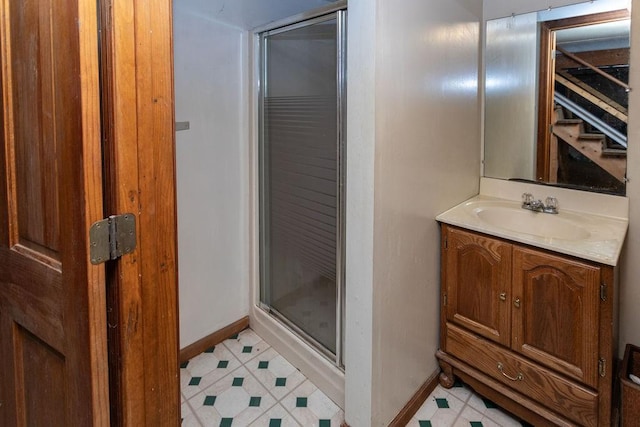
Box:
left=598, top=358, right=606, bottom=377
left=444, top=236, right=448, bottom=250
left=600, top=283, right=607, bottom=301
left=89, top=214, right=137, bottom=265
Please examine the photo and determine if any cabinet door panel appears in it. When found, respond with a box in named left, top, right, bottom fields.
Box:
left=445, top=227, right=512, bottom=346
left=513, top=247, right=600, bottom=388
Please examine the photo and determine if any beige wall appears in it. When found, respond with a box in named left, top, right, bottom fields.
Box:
left=344, top=0, right=376, bottom=424
left=345, top=0, right=482, bottom=425
left=371, top=0, right=482, bottom=423
left=619, top=0, right=640, bottom=357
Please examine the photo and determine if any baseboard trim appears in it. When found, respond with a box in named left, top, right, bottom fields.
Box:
left=179, top=316, right=250, bottom=363
left=388, top=369, right=440, bottom=427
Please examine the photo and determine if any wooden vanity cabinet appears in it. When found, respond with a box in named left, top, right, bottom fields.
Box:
left=437, top=224, right=617, bottom=427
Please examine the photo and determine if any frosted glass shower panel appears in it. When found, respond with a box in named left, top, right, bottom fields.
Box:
left=260, top=16, right=342, bottom=356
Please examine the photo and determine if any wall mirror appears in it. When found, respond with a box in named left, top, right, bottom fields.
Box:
left=484, top=1, right=631, bottom=195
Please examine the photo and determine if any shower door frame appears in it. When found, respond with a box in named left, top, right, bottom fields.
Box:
left=256, top=2, right=347, bottom=370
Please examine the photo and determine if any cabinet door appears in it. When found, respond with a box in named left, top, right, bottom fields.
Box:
left=444, top=227, right=512, bottom=347
left=512, top=247, right=600, bottom=388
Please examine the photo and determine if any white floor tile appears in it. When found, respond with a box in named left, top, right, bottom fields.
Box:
left=180, top=327, right=530, bottom=427
left=181, top=400, right=202, bottom=427
left=190, top=365, right=276, bottom=426
left=248, top=404, right=302, bottom=427
left=281, top=380, right=343, bottom=426
left=185, top=345, right=241, bottom=379
left=447, top=383, right=472, bottom=403
left=454, top=404, right=485, bottom=426
left=246, top=348, right=306, bottom=400
left=223, top=329, right=272, bottom=363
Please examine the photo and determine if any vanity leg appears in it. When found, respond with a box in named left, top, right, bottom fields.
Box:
left=438, top=360, right=456, bottom=389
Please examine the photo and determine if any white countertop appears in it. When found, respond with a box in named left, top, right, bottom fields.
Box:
left=436, top=194, right=628, bottom=266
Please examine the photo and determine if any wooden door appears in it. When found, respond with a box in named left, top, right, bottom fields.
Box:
left=444, top=226, right=512, bottom=347
left=512, top=246, right=600, bottom=388
left=0, top=0, right=109, bottom=425
left=99, top=0, right=180, bottom=425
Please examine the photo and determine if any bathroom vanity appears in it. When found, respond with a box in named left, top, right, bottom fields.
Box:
left=435, top=192, right=628, bottom=427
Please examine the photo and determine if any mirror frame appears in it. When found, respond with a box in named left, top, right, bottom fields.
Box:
left=536, top=9, right=631, bottom=183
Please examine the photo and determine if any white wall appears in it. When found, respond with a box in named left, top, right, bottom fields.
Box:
left=345, top=0, right=482, bottom=425
left=174, top=3, right=250, bottom=347
left=173, top=0, right=340, bottom=348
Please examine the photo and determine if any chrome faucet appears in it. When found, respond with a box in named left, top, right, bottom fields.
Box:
left=521, top=193, right=559, bottom=214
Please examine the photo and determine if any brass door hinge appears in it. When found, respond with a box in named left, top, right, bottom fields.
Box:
left=600, top=283, right=607, bottom=301
left=89, top=214, right=137, bottom=265
left=599, top=358, right=606, bottom=377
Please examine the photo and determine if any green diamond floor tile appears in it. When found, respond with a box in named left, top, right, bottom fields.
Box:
left=258, top=361, right=269, bottom=369
left=204, top=346, right=215, bottom=353
left=188, top=377, right=201, bottom=386
left=242, top=346, right=253, bottom=353
left=319, top=420, right=331, bottom=427
left=296, top=397, right=307, bottom=408
left=203, top=395, right=216, bottom=406
left=418, top=421, right=432, bottom=427
left=180, top=361, right=189, bottom=369
left=220, top=418, right=233, bottom=427
left=249, top=396, right=261, bottom=407
left=217, top=360, right=229, bottom=369
left=275, top=377, right=286, bottom=387
left=269, top=420, right=281, bottom=427
left=435, top=398, right=449, bottom=409
left=232, top=377, right=244, bottom=387
left=470, top=422, right=483, bottom=427
left=481, top=397, right=498, bottom=409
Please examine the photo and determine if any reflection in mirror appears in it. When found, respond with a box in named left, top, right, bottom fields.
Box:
left=484, top=2, right=630, bottom=195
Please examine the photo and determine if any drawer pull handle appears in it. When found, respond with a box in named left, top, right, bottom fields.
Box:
left=497, top=362, right=524, bottom=382
left=513, top=298, right=521, bottom=308
left=499, top=292, right=507, bottom=302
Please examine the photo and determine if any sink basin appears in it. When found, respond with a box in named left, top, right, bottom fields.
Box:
left=436, top=194, right=629, bottom=265
left=474, top=206, right=591, bottom=241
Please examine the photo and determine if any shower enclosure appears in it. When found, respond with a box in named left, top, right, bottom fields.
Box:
left=258, top=5, right=346, bottom=367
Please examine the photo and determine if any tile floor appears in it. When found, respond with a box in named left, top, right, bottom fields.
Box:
left=181, top=328, right=528, bottom=426
left=405, top=381, right=531, bottom=427
left=181, top=328, right=343, bottom=426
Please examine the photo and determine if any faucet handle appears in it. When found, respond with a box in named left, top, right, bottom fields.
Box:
left=544, top=196, right=559, bottom=213
left=522, top=193, right=534, bottom=205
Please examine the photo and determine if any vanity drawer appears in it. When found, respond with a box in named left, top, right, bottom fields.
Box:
left=445, top=323, right=598, bottom=427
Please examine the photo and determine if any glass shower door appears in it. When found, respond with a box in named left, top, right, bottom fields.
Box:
left=259, top=11, right=345, bottom=363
